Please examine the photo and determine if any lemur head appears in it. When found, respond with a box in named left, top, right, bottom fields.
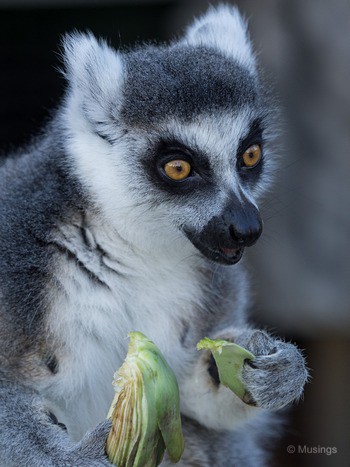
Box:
left=61, top=5, right=275, bottom=265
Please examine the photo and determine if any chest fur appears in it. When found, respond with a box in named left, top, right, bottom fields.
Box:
left=43, top=225, right=205, bottom=439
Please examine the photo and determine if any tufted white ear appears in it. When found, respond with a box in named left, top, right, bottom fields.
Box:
left=62, top=32, right=124, bottom=128
left=182, top=5, right=256, bottom=72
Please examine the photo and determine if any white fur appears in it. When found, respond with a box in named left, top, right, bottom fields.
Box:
left=183, top=5, right=257, bottom=72
left=62, top=32, right=125, bottom=140
left=44, top=214, right=204, bottom=440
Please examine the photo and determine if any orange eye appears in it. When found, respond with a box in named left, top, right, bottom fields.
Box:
left=242, top=145, right=262, bottom=168
left=164, top=160, right=192, bottom=181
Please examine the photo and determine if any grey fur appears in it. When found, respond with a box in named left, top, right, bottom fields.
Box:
left=162, top=415, right=275, bottom=467
left=0, top=383, right=112, bottom=466
left=0, top=5, right=307, bottom=466
left=226, top=329, right=308, bottom=409
left=122, top=45, right=258, bottom=126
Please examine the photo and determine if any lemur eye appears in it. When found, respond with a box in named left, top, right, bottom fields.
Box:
left=242, top=145, right=262, bottom=168
left=164, top=160, right=192, bottom=181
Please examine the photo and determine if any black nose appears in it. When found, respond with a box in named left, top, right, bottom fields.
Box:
left=182, top=193, right=263, bottom=265
left=225, top=199, right=263, bottom=248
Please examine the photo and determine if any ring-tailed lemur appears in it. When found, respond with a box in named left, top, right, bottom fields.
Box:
left=0, top=5, right=308, bottom=466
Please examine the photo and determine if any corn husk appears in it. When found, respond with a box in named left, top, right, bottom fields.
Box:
left=197, top=337, right=255, bottom=400
left=106, top=332, right=184, bottom=466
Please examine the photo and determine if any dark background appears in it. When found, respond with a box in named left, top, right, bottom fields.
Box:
left=1, top=1, right=349, bottom=466
left=0, top=2, right=175, bottom=151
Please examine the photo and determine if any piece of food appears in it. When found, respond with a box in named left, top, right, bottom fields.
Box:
left=197, top=337, right=255, bottom=400
left=106, top=331, right=184, bottom=467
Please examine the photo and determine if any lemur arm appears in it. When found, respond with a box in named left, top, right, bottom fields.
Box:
left=178, top=327, right=308, bottom=431
left=0, top=381, right=111, bottom=466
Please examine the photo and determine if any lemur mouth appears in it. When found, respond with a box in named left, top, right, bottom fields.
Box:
left=213, top=246, right=245, bottom=265
left=198, top=243, right=244, bottom=265
left=183, top=228, right=245, bottom=265
left=218, top=246, right=244, bottom=264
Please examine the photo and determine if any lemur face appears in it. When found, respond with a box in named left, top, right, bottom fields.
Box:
left=63, top=7, right=275, bottom=263
left=113, top=48, right=270, bottom=265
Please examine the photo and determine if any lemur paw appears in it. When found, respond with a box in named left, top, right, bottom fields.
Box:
left=234, top=330, right=309, bottom=410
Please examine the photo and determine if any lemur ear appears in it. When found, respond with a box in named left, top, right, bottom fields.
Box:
left=62, top=32, right=124, bottom=129
left=182, top=5, right=256, bottom=71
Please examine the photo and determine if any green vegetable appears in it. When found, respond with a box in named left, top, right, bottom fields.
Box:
left=106, top=332, right=184, bottom=467
left=197, top=337, right=255, bottom=400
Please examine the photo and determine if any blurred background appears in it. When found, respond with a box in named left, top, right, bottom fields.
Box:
left=0, top=0, right=349, bottom=466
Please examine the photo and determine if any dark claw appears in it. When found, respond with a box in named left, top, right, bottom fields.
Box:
left=208, top=353, right=220, bottom=386
left=47, top=411, right=58, bottom=424
left=48, top=411, right=67, bottom=431
left=245, top=358, right=258, bottom=369
left=242, top=391, right=257, bottom=406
